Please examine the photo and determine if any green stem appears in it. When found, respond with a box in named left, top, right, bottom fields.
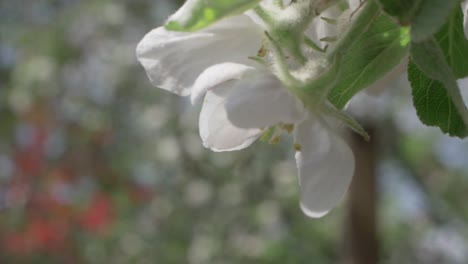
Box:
left=253, top=5, right=274, bottom=26
left=264, top=31, right=300, bottom=87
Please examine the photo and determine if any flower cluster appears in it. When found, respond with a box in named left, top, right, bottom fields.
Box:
left=136, top=0, right=363, bottom=217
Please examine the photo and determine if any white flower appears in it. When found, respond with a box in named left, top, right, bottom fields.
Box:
left=191, top=62, right=354, bottom=217
left=191, top=63, right=304, bottom=151
left=136, top=1, right=356, bottom=217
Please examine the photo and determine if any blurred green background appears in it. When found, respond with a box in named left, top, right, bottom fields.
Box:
left=1, top=1, right=468, bottom=263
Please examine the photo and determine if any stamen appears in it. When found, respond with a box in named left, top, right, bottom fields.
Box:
left=268, top=126, right=283, bottom=145
left=257, top=46, right=268, bottom=57
left=260, top=127, right=275, bottom=142
left=282, top=124, right=295, bottom=133
left=269, top=136, right=280, bottom=145
left=293, top=143, right=302, bottom=151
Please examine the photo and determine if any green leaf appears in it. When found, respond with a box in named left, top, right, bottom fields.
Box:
left=410, top=38, right=457, bottom=81
left=376, top=0, right=458, bottom=42
left=165, top=0, right=261, bottom=32
left=408, top=62, right=467, bottom=137
left=435, top=7, right=468, bottom=78
left=409, top=37, right=468, bottom=137
left=410, top=0, right=458, bottom=42
left=307, top=1, right=410, bottom=109
left=376, top=0, right=422, bottom=25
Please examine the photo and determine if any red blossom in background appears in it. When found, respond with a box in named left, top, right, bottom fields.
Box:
left=3, top=218, right=68, bottom=254
left=79, top=193, right=114, bottom=234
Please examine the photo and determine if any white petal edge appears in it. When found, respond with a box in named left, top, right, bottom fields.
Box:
left=191, top=63, right=256, bottom=104
left=294, top=115, right=355, bottom=218
left=462, top=0, right=468, bottom=40
left=199, top=82, right=263, bottom=152
left=136, top=14, right=263, bottom=96
left=166, top=0, right=198, bottom=27
left=224, top=71, right=306, bottom=129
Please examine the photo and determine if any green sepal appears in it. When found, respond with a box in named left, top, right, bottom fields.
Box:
left=165, top=0, right=261, bottom=32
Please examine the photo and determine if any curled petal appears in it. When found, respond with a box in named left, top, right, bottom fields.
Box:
left=191, top=63, right=256, bottom=104
left=200, top=84, right=262, bottom=152
left=224, top=71, right=306, bottom=129
left=165, top=0, right=198, bottom=28
left=294, top=116, right=354, bottom=218
left=136, top=15, right=262, bottom=96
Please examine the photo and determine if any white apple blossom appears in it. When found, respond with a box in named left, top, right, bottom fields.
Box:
left=190, top=62, right=354, bottom=217
left=136, top=0, right=358, bottom=217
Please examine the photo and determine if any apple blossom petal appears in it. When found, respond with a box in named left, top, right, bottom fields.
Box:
left=136, top=14, right=262, bottom=96
left=191, top=63, right=256, bottom=105
left=224, top=71, right=306, bottom=129
left=165, top=0, right=198, bottom=28
left=294, top=116, right=354, bottom=218
left=199, top=84, right=262, bottom=152
left=462, top=0, right=468, bottom=39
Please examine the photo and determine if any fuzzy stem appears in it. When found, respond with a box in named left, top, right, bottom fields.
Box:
left=264, top=31, right=301, bottom=87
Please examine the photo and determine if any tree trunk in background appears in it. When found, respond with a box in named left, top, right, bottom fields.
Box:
left=342, top=128, right=379, bottom=264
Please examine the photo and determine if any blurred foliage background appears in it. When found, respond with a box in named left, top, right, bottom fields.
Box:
left=0, top=0, right=468, bottom=263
